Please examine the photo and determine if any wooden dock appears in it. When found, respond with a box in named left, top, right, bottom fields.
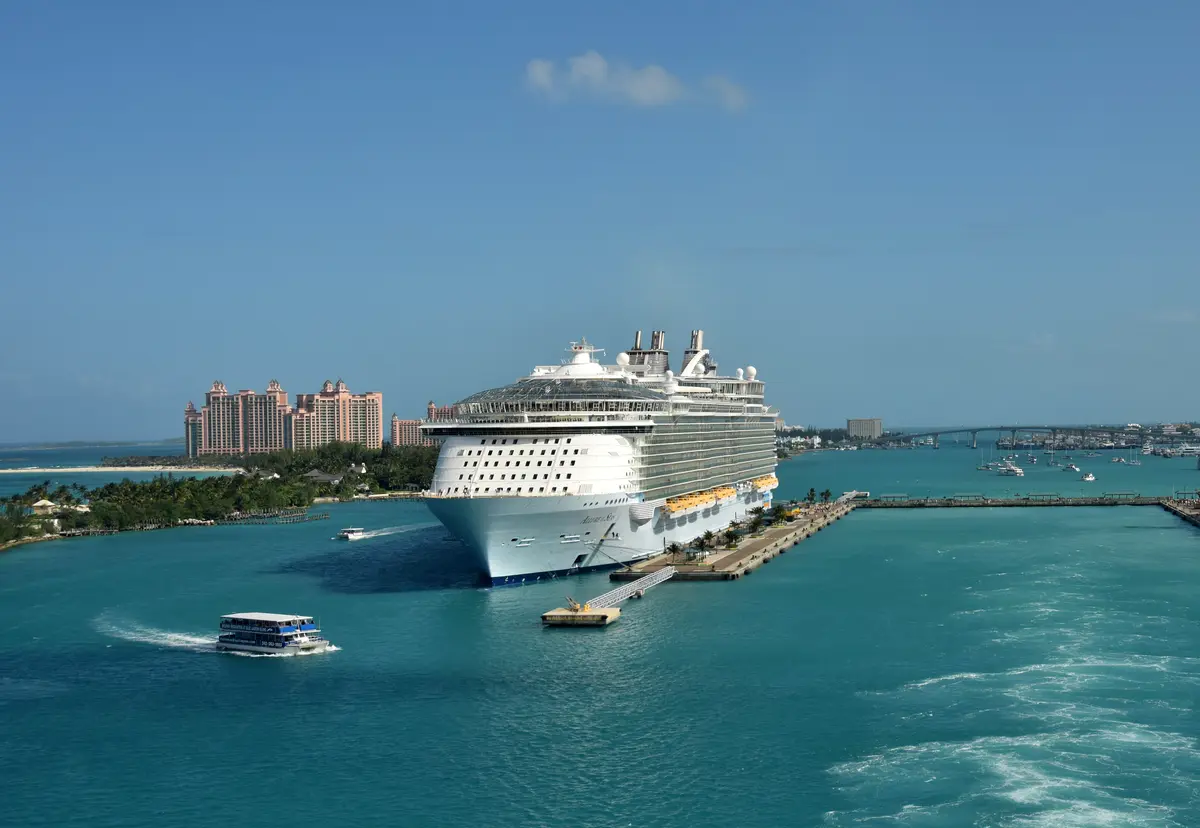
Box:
left=609, top=502, right=857, bottom=582
left=215, top=510, right=331, bottom=526
left=543, top=567, right=676, bottom=626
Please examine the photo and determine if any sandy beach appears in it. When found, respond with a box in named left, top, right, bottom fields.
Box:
left=0, top=466, right=239, bottom=475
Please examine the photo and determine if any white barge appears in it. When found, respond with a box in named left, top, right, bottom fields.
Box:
left=217, top=612, right=330, bottom=655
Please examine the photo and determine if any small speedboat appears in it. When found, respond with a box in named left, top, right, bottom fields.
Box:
left=1081, top=473, right=1096, bottom=482
left=336, top=527, right=366, bottom=541
left=1065, top=464, right=1080, bottom=472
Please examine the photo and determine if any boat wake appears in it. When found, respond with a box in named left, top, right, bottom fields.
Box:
left=827, top=560, right=1200, bottom=826
left=92, top=612, right=216, bottom=652
left=350, top=523, right=438, bottom=541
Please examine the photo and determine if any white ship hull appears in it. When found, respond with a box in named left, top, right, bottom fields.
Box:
left=425, top=488, right=774, bottom=586
left=216, top=639, right=329, bottom=655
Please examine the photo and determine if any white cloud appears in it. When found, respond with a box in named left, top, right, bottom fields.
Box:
left=526, top=58, right=555, bottom=92
left=525, top=51, right=745, bottom=112
left=704, top=75, right=748, bottom=112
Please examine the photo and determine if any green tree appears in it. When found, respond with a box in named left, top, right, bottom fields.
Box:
left=806, top=487, right=817, bottom=505
left=820, top=489, right=832, bottom=504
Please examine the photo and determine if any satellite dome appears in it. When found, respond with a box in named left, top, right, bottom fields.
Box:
left=664, top=370, right=674, bottom=380
left=746, top=366, right=757, bottom=380
left=615, top=352, right=631, bottom=367
left=736, top=368, right=744, bottom=380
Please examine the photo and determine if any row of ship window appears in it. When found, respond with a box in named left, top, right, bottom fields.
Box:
left=459, top=448, right=583, bottom=456
left=480, top=437, right=572, bottom=445
left=459, top=473, right=572, bottom=481
left=464, top=460, right=576, bottom=468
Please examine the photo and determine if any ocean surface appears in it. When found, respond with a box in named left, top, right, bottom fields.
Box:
left=0, top=442, right=212, bottom=498
left=3, top=448, right=1200, bottom=826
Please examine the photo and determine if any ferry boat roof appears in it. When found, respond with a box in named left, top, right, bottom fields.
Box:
left=222, top=612, right=311, bottom=623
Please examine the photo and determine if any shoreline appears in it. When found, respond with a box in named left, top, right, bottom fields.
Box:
left=0, top=465, right=240, bottom=475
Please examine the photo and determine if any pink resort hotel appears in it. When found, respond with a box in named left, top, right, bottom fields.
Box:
left=185, top=379, right=384, bottom=456
left=390, top=401, right=455, bottom=447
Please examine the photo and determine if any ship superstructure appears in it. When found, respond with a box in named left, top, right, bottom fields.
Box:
left=422, top=330, right=779, bottom=584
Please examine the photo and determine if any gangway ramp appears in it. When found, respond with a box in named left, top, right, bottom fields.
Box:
left=542, top=567, right=676, bottom=627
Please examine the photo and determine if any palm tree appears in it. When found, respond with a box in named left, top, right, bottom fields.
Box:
left=806, top=487, right=817, bottom=505
left=722, top=528, right=739, bottom=548
left=666, top=541, right=684, bottom=562
left=749, top=505, right=765, bottom=517
left=820, top=489, right=832, bottom=504
left=749, top=515, right=765, bottom=535
left=701, top=530, right=716, bottom=557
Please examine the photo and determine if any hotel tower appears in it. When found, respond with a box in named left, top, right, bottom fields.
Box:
left=185, top=379, right=383, bottom=456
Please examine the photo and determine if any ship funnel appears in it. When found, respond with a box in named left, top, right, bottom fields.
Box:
left=695, top=329, right=704, bottom=350
left=633, top=330, right=643, bottom=350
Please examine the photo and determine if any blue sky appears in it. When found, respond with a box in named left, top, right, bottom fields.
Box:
left=2, top=1, right=1198, bottom=441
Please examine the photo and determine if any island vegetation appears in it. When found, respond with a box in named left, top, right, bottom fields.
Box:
left=1, top=443, right=438, bottom=547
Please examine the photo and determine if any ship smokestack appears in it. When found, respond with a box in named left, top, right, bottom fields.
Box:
left=695, top=329, right=704, bottom=350
left=634, top=330, right=643, bottom=350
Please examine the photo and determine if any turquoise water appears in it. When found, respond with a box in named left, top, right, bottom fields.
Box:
left=0, top=443, right=220, bottom=498
left=3, top=451, right=1200, bottom=826
left=778, top=447, right=1200, bottom=501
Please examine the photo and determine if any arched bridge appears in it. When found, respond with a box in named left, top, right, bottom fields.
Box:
left=867, top=425, right=1151, bottom=449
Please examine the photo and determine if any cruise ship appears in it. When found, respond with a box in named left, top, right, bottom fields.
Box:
left=422, top=330, right=779, bottom=585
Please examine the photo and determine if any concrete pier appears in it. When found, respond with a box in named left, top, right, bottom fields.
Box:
left=860, top=494, right=1161, bottom=508
left=610, top=502, right=857, bottom=582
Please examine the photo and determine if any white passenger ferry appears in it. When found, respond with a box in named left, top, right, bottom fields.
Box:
left=336, top=527, right=366, bottom=541
left=217, top=613, right=330, bottom=655
left=422, top=330, right=779, bottom=585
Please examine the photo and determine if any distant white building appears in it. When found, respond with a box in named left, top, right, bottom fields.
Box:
left=847, top=418, right=883, bottom=440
